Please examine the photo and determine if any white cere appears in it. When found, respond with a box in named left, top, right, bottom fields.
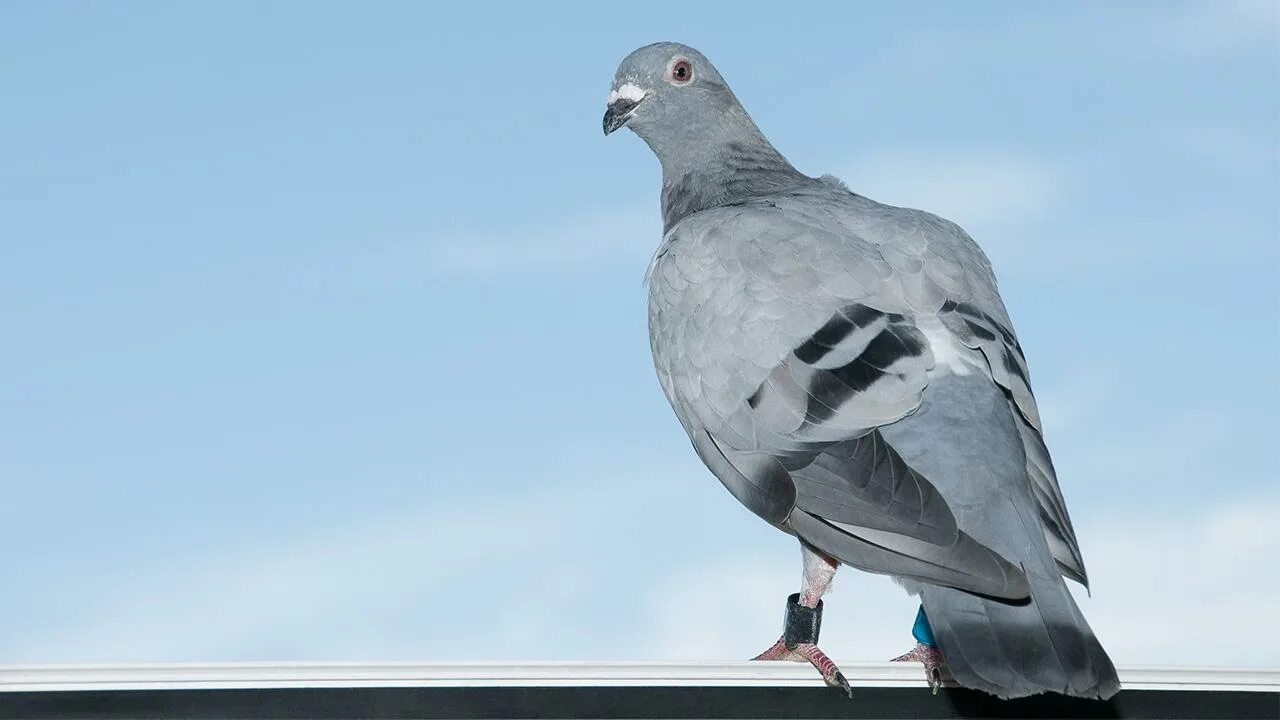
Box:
left=608, top=82, right=646, bottom=104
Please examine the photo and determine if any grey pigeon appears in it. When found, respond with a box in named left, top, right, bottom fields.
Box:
left=603, top=42, right=1120, bottom=701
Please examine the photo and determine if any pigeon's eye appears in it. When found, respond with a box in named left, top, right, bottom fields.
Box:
left=669, top=59, right=693, bottom=85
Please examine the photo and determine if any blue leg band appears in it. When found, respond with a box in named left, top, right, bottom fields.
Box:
left=912, top=605, right=936, bottom=648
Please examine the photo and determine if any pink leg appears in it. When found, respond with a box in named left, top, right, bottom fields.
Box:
left=750, top=543, right=851, bottom=698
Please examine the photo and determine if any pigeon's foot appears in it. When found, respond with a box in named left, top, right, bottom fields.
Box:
left=892, top=643, right=947, bottom=694
left=752, top=638, right=851, bottom=698
left=749, top=546, right=849, bottom=697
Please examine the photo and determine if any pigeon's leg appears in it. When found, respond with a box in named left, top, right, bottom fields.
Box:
left=891, top=605, right=948, bottom=694
left=751, top=543, right=850, bottom=698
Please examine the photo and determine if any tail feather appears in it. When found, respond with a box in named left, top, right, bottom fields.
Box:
left=921, top=552, right=1119, bottom=699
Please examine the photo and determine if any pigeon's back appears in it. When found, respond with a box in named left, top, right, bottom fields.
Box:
left=648, top=180, right=1016, bottom=449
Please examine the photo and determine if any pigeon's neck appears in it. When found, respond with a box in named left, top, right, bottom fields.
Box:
left=652, top=113, right=806, bottom=232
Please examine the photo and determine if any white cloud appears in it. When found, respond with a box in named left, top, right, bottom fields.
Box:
left=1072, top=493, right=1280, bottom=666
left=3, top=480, right=637, bottom=663
left=3, top=460, right=715, bottom=664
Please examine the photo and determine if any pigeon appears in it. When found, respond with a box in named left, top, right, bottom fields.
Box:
left=603, top=42, right=1120, bottom=701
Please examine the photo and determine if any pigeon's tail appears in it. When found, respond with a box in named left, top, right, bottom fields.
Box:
left=920, top=558, right=1120, bottom=700
left=874, top=372, right=1120, bottom=700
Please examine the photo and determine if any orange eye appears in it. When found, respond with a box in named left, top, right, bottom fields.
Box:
left=670, top=58, right=693, bottom=85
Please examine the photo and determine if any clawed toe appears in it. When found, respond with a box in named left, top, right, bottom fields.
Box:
left=927, top=665, right=942, bottom=694
left=892, top=642, right=947, bottom=694
left=832, top=669, right=852, bottom=699
left=751, top=636, right=852, bottom=699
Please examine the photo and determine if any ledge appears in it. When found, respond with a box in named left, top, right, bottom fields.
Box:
left=1, top=662, right=1276, bottom=719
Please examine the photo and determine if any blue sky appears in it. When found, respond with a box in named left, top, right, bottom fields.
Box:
left=1, top=1, right=1277, bottom=667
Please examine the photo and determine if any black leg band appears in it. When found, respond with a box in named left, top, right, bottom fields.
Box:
left=783, top=592, right=823, bottom=650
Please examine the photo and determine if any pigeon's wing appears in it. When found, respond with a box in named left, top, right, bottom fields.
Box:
left=649, top=200, right=1029, bottom=600
left=824, top=195, right=1088, bottom=587
left=938, top=298, right=1087, bottom=585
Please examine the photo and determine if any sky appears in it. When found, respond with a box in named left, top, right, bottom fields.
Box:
left=1, top=1, right=1277, bottom=669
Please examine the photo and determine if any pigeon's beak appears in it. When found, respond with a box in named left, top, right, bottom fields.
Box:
left=603, top=83, right=647, bottom=136
left=602, top=97, right=641, bottom=136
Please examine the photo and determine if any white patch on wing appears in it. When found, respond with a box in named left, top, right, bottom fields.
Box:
left=920, top=319, right=983, bottom=376
left=608, top=82, right=646, bottom=104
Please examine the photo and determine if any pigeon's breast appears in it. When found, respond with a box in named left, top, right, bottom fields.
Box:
left=647, top=219, right=833, bottom=432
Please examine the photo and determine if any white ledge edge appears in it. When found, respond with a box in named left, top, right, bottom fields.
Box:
left=0, top=662, right=1277, bottom=693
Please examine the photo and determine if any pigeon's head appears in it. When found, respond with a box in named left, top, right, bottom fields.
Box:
left=602, top=42, right=737, bottom=143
